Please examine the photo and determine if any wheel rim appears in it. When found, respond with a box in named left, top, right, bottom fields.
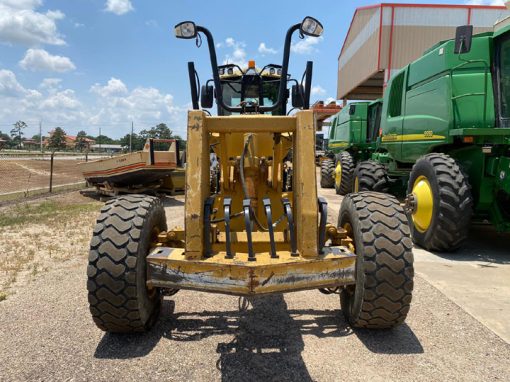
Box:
left=335, top=162, right=342, bottom=187
left=354, top=176, right=359, bottom=192
left=411, top=175, right=434, bottom=233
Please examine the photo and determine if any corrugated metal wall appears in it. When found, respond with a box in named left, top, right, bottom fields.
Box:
left=337, top=7, right=381, bottom=100
left=337, top=4, right=509, bottom=100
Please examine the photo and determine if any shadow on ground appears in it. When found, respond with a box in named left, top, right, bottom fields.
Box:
left=354, top=325, right=423, bottom=354
left=161, top=195, right=185, bottom=207
left=415, top=224, right=510, bottom=264
left=94, top=294, right=423, bottom=379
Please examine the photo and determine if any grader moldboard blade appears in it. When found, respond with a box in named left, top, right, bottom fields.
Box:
left=86, top=17, right=414, bottom=334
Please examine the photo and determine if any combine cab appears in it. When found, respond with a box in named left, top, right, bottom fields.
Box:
left=86, top=18, right=414, bottom=333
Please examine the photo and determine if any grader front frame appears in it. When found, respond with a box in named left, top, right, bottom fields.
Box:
left=146, top=111, right=357, bottom=295
left=86, top=17, right=414, bottom=334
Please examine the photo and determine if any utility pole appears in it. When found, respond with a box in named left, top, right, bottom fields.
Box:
left=99, top=127, right=101, bottom=152
left=39, top=120, right=43, bottom=153
left=130, top=121, right=133, bottom=153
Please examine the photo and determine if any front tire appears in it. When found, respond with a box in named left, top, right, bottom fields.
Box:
left=334, top=151, right=355, bottom=195
left=406, top=153, right=473, bottom=252
left=353, top=160, right=389, bottom=193
left=339, top=192, right=414, bottom=329
left=87, top=195, right=167, bottom=333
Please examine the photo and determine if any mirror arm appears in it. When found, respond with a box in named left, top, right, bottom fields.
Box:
left=196, top=25, right=244, bottom=113
left=275, top=23, right=301, bottom=111
left=303, top=61, right=313, bottom=109
left=187, top=62, right=199, bottom=110
left=195, top=26, right=225, bottom=108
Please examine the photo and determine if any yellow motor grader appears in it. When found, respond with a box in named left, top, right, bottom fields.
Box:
left=86, top=17, right=414, bottom=333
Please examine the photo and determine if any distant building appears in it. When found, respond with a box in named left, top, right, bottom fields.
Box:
left=337, top=3, right=509, bottom=101
left=44, top=131, right=96, bottom=150
left=90, top=144, right=123, bottom=154
left=66, top=135, right=96, bottom=150
left=22, top=139, right=40, bottom=150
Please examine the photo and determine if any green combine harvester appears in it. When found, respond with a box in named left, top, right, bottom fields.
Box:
left=320, top=100, right=382, bottom=194
left=322, top=24, right=510, bottom=252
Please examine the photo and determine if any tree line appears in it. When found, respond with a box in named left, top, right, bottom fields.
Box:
left=0, top=121, right=186, bottom=151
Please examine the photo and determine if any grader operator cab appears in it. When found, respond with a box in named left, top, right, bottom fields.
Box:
left=86, top=17, right=414, bottom=333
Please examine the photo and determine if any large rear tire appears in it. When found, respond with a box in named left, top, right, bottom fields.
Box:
left=334, top=151, right=355, bottom=195
left=406, top=153, right=473, bottom=252
left=320, top=158, right=335, bottom=188
left=87, top=195, right=167, bottom=333
left=353, top=160, right=389, bottom=193
left=339, top=192, right=414, bottom=329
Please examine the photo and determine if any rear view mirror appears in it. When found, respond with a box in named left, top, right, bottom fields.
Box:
left=454, top=25, right=473, bottom=54
left=292, top=84, right=304, bottom=108
left=300, top=17, right=323, bottom=38
left=175, top=21, right=197, bottom=39
left=201, top=85, right=214, bottom=108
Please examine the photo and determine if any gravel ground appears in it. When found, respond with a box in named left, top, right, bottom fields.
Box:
left=0, top=193, right=509, bottom=381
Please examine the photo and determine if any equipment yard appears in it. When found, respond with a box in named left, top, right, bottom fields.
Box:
left=1, top=2, right=510, bottom=381
left=0, top=189, right=508, bottom=382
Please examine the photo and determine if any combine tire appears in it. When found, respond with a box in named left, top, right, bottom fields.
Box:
left=334, top=151, right=355, bottom=195
left=320, top=158, right=335, bottom=188
left=406, top=153, right=473, bottom=252
left=339, top=192, right=414, bottom=329
left=353, top=160, right=389, bottom=193
left=87, top=195, right=167, bottom=333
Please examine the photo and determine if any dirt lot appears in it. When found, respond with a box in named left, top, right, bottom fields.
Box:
left=0, top=191, right=509, bottom=381
left=0, top=192, right=101, bottom=298
left=0, top=159, right=84, bottom=194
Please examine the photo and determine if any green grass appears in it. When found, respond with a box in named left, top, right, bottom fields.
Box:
left=0, top=201, right=100, bottom=228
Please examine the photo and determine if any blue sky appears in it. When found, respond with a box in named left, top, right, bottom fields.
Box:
left=0, top=0, right=502, bottom=139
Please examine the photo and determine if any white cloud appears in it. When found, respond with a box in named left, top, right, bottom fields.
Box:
left=291, top=36, right=323, bottom=55
left=311, top=85, right=326, bottom=96
left=0, top=0, right=65, bottom=46
left=19, top=49, right=76, bottom=72
left=39, top=89, right=80, bottom=110
left=223, top=37, right=247, bottom=67
left=39, top=78, right=62, bottom=93
left=90, top=77, right=129, bottom=97
left=105, top=0, right=134, bottom=15
left=258, top=42, right=277, bottom=55
left=0, top=68, right=85, bottom=129
left=88, top=78, right=186, bottom=136
left=0, top=69, right=28, bottom=97
left=0, top=71, right=187, bottom=138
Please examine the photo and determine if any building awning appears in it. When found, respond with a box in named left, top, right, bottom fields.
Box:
left=337, top=3, right=509, bottom=101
